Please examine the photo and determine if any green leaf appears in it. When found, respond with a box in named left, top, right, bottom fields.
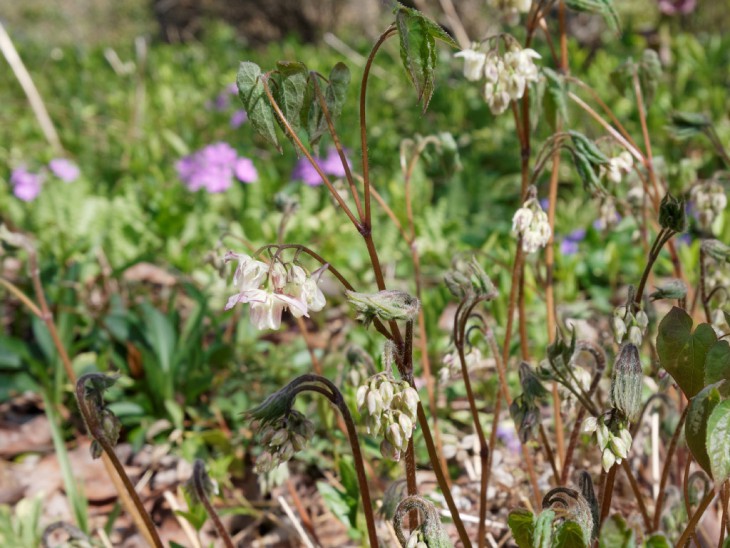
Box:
left=394, top=5, right=456, bottom=112
left=565, top=0, right=620, bottom=33
left=707, top=399, right=730, bottom=484
left=270, top=61, right=308, bottom=143
left=507, top=508, right=535, bottom=548
left=306, top=63, right=351, bottom=149
left=554, top=521, right=588, bottom=547
left=237, top=61, right=281, bottom=152
left=669, top=111, right=711, bottom=140
left=317, top=481, right=356, bottom=530
left=685, top=383, right=721, bottom=475
left=599, top=515, right=635, bottom=548
left=542, top=67, right=569, bottom=130
left=643, top=534, right=671, bottom=548
left=656, top=307, right=717, bottom=398
left=705, top=340, right=730, bottom=397
left=141, top=303, right=177, bottom=375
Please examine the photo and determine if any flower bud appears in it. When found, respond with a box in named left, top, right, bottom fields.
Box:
left=610, top=343, right=643, bottom=423
left=402, top=387, right=420, bottom=418
left=379, top=380, right=395, bottom=407
left=658, top=192, right=687, bottom=232
left=398, top=413, right=413, bottom=436
left=612, top=316, right=627, bottom=344
left=702, top=239, right=730, bottom=262
left=635, top=310, right=649, bottom=330
left=367, top=389, right=383, bottom=416
left=628, top=325, right=643, bottom=346
left=650, top=279, right=688, bottom=301
left=269, top=429, right=288, bottom=447
left=356, top=385, right=368, bottom=410
left=602, top=448, right=616, bottom=471
left=346, top=290, right=420, bottom=327
left=609, top=434, right=629, bottom=460
left=386, top=423, right=404, bottom=450
left=596, top=421, right=609, bottom=450
left=583, top=416, right=598, bottom=433
left=380, top=439, right=401, bottom=461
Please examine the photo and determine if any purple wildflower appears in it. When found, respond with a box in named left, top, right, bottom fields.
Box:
left=559, top=228, right=586, bottom=256
left=657, top=0, right=697, bottom=15
left=539, top=198, right=550, bottom=211
left=234, top=158, right=258, bottom=183
left=230, top=109, right=248, bottom=129
left=319, top=147, right=351, bottom=178
left=10, top=167, right=44, bottom=202
left=48, top=158, right=80, bottom=183
left=291, top=147, right=351, bottom=186
left=496, top=422, right=521, bottom=454
left=177, top=142, right=257, bottom=193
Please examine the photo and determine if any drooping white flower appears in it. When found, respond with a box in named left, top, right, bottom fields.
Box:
left=600, top=150, right=634, bottom=184
left=481, top=46, right=541, bottom=115
left=454, top=47, right=487, bottom=81
left=512, top=197, right=551, bottom=253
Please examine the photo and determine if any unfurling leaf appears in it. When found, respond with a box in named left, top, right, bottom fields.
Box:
left=394, top=4, right=457, bottom=112
left=273, top=61, right=308, bottom=139
left=237, top=61, right=281, bottom=152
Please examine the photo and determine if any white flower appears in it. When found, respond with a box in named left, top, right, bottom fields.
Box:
left=454, top=48, right=487, bottom=81
left=511, top=207, right=534, bottom=233
left=248, top=291, right=308, bottom=330
left=601, top=150, right=634, bottom=184
left=512, top=197, right=551, bottom=253
left=225, top=252, right=269, bottom=291
left=583, top=416, right=598, bottom=433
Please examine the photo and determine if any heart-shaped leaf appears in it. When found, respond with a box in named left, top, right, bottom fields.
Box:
left=656, top=306, right=717, bottom=398
left=707, top=399, right=730, bottom=484
left=705, top=340, right=730, bottom=397
left=237, top=61, right=281, bottom=152
left=685, top=383, right=721, bottom=475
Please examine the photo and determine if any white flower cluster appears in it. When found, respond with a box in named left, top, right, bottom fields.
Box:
left=488, top=0, right=533, bottom=25
left=612, top=306, right=648, bottom=346
left=583, top=415, right=633, bottom=472
left=600, top=151, right=634, bottom=184
left=512, top=196, right=551, bottom=253
left=439, top=347, right=489, bottom=383
left=691, top=180, right=727, bottom=230
left=356, top=373, right=419, bottom=461
left=224, top=252, right=326, bottom=330
left=254, top=411, right=315, bottom=473
left=455, top=45, right=541, bottom=115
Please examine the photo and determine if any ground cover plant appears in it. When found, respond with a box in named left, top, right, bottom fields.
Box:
left=1, top=0, right=730, bottom=546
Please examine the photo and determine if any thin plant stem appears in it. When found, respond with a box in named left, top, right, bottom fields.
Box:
left=293, top=377, right=379, bottom=547
left=190, top=460, right=234, bottom=548
left=719, top=482, right=729, bottom=548
left=620, top=459, right=651, bottom=530
left=0, top=277, right=43, bottom=317
left=360, top=25, right=397, bottom=224
left=75, top=376, right=163, bottom=548
left=485, top=323, right=542, bottom=509
left=631, top=69, right=662, bottom=200
left=416, top=403, right=472, bottom=547
left=676, top=488, right=716, bottom=547
left=310, top=77, right=365, bottom=221
left=635, top=228, right=674, bottom=307
left=454, top=300, right=489, bottom=547
left=652, top=405, right=689, bottom=531
left=700, top=247, right=712, bottom=322
left=403, top=321, right=419, bottom=530
left=599, top=465, right=618, bottom=526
